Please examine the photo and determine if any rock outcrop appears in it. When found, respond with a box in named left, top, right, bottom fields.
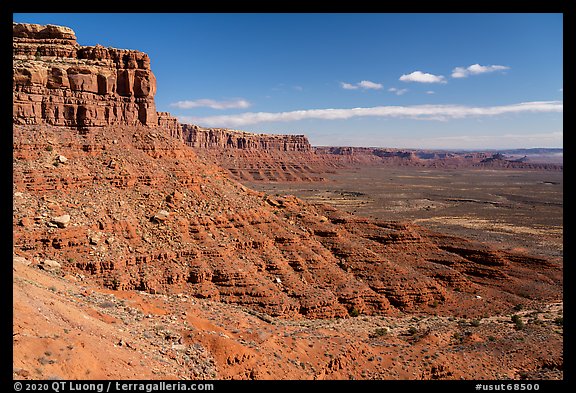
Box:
left=157, top=112, right=183, bottom=140
left=182, top=124, right=311, bottom=152
left=13, top=22, right=158, bottom=128
left=180, top=124, right=327, bottom=182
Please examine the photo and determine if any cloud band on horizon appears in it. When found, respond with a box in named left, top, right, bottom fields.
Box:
left=177, top=101, right=563, bottom=127
left=170, top=98, right=251, bottom=110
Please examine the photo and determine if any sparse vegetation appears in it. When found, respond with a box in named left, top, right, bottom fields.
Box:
left=511, top=314, right=524, bottom=330
left=408, top=326, right=418, bottom=336
left=471, top=319, right=481, bottom=327
left=348, top=308, right=360, bottom=317
left=553, top=317, right=563, bottom=326
left=513, top=304, right=524, bottom=312
left=370, top=327, right=388, bottom=338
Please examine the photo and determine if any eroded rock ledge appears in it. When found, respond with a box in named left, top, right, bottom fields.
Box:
left=181, top=124, right=311, bottom=152
left=13, top=22, right=158, bottom=128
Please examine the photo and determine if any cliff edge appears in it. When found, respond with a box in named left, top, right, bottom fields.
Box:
left=13, top=22, right=158, bottom=128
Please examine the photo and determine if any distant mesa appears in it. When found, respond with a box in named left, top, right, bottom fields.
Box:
left=181, top=124, right=311, bottom=152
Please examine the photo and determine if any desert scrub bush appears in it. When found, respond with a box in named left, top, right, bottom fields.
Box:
left=452, top=331, right=463, bottom=342
left=370, top=327, right=389, bottom=338
left=348, top=308, right=360, bottom=317
left=511, top=314, right=524, bottom=330
left=471, top=319, right=481, bottom=327
left=408, top=326, right=418, bottom=336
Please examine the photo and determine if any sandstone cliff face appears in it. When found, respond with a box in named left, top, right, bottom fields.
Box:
left=13, top=22, right=158, bottom=128
left=182, top=124, right=311, bottom=152
left=157, top=112, right=183, bottom=140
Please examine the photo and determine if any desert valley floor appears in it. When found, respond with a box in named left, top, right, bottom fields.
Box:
left=246, top=166, right=563, bottom=261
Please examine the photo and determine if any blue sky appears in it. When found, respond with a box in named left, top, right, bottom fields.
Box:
left=13, top=13, right=563, bottom=149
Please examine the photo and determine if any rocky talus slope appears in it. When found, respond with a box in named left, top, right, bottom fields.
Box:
left=13, top=123, right=562, bottom=320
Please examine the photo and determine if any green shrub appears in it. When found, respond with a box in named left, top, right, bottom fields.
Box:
left=348, top=308, right=360, bottom=317
left=511, top=314, right=524, bottom=330
left=371, top=328, right=388, bottom=337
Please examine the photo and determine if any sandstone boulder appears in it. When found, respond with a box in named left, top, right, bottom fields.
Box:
left=51, top=214, right=70, bottom=228
left=40, top=259, right=61, bottom=271
left=152, top=210, right=170, bottom=223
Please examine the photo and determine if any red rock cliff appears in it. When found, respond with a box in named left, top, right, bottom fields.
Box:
left=182, top=124, right=311, bottom=152
left=13, top=22, right=158, bottom=128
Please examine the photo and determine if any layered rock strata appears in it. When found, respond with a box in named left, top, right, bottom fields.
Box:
left=182, top=124, right=311, bottom=152
left=13, top=123, right=562, bottom=319
left=13, top=22, right=158, bottom=128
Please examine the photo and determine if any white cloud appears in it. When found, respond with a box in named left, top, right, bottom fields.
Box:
left=451, top=64, right=510, bottom=78
left=358, top=80, right=383, bottom=90
left=170, top=98, right=251, bottom=110
left=341, top=82, right=359, bottom=90
left=399, top=71, right=446, bottom=84
left=425, top=90, right=435, bottom=95
left=341, top=80, right=383, bottom=90
left=178, top=100, right=563, bottom=127
left=388, top=87, right=408, bottom=96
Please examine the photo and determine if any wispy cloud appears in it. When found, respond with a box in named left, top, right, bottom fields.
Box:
left=388, top=87, right=408, bottom=96
left=425, top=90, right=435, bottom=95
left=341, top=82, right=359, bottom=90
left=400, top=71, right=446, bottom=84
left=170, top=98, right=251, bottom=110
left=451, top=64, right=510, bottom=78
left=340, top=80, right=383, bottom=90
left=178, top=101, right=563, bottom=127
